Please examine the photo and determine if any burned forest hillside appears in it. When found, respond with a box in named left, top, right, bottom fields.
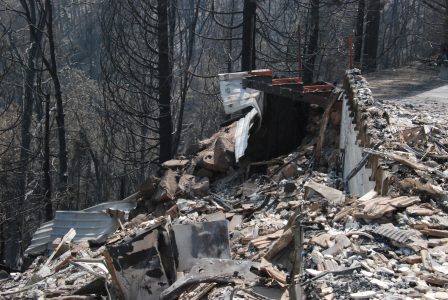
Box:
left=1, top=0, right=448, bottom=299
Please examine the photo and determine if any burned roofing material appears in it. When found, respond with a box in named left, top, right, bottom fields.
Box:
left=3, top=68, right=448, bottom=300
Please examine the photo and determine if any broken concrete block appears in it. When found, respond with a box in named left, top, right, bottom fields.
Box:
left=178, top=174, right=195, bottom=195
left=214, top=136, right=235, bottom=168
left=198, top=150, right=221, bottom=172
left=178, top=174, right=209, bottom=198
left=192, top=177, right=209, bottom=196
left=155, top=170, right=178, bottom=202
left=162, top=159, right=190, bottom=169
left=197, top=126, right=236, bottom=173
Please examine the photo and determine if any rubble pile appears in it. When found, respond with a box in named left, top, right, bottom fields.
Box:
left=300, top=70, right=448, bottom=299
left=1, top=69, right=448, bottom=299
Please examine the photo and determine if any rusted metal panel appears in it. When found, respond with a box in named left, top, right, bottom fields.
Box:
left=172, top=220, right=231, bottom=272
left=105, top=223, right=176, bottom=300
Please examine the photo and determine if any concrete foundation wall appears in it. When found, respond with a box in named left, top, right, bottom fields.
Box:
left=340, top=94, right=375, bottom=196
left=340, top=69, right=389, bottom=197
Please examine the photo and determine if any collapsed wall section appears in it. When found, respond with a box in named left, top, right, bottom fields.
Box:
left=341, top=69, right=391, bottom=196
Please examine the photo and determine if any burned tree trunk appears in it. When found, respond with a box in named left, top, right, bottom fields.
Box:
left=5, top=0, right=47, bottom=268
left=44, top=0, right=68, bottom=191
left=43, top=94, right=52, bottom=221
left=445, top=0, right=448, bottom=45
left=241, top=0, right=256, bottom=71
left=157, top=0, right=173, bottom=163
left=172, top=1, right=199, bottom=155
left=354, top=0, right=365, bottom=67
left=363, top=0, right=381, bottom=72
left=304, top=0, right=319, bottom=84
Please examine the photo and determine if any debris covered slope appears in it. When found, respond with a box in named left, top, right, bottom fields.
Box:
left=1, top=68, right=448, bottom=300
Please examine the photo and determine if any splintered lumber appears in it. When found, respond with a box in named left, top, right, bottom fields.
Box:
left=314, top=90, right=342, bottom=165
left=420, top=229, right=448, bottom=238
left=364, top=148, right=448, bottom=178
left=44, top=228, right=76, bottom=268
left=353, top=196, right=420, bottom=219
left=264, top=228, right=293, bottom=260
left=304, top=180, right=344, bottom=205
left=250, top=229, right=284, bottom=250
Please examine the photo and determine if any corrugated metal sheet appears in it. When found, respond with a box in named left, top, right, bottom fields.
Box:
left=51, top=211, right=119, bottom=243
left=25, top=197, right=137, bottom=255
left=235, top=108, right=258, bottom=162
left=373, top=223, right=416, bottom=245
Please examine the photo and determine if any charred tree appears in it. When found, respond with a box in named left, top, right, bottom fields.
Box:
left=43, top=0, right=68, bottom=191
left=157, top=0, right=173, bottom=163
left=241, top=0, right=256, bottom=71
left=304, top=0, right=320, bottom=84
left=354, top=0, right=365, bottom=67
left=172, top=1, right=199, bottom=155
left=43, top=94, right=52, bottom=221
left=445, top=0, right=448, bottom=45
left=363, top=0, right=381, bottom=72
left=5, top=0, right=47, bottom=268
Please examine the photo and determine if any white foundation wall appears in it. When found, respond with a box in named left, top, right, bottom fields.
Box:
left=340, top=94, right=375, bottom=196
